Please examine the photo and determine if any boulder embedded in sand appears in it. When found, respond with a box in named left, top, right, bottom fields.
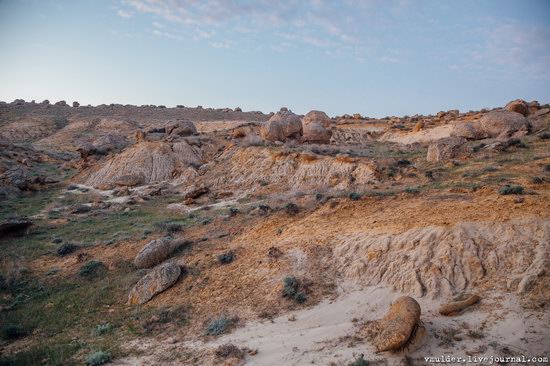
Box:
left=505, top=99, right=529, bottom=117
left=368, top=296, right=421, bottom=352
left=426, top=137, right=466, bottom=162
left=128, top=262, right=181, bottom=305
left=439, top=294, right=480, bottom=316
left=134, top=237, right=184, bottom=269
left=479, top=110, right=529, bottom=138
left=260, top=111, right=302, bottom=142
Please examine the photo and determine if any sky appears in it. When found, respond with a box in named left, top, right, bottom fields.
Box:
left=0, top=0, right=549, bottom=117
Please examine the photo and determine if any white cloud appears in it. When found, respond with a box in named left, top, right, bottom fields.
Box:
left=117, top=9, right=133, bottom=18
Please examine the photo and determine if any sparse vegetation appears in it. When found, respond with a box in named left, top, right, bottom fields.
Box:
left=499, top=184, right=524, bottom=195
left=85, top=351, right=111, bottom=366
left=78, top=260, right=106, bottom=278
left=282, top=276, right=308, bottom=304
left=56, top=242, right=78, bottom=256
left=205, top=316, right=233, bottom=336
left=349, top=354, right=369, bottom=366
left=349, top=192, right=361, bottom=201
left=92, top=323, right=113, bottom=337
left=285, top=202, right=300, bottom=215
left=217, top=250, right=235, bottom=265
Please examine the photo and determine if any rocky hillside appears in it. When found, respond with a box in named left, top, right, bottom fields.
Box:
left=0, top=99, right=549, bottom=365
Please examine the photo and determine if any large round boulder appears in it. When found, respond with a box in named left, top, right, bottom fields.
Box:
left=128, top=262, right=181, bottom=305
left=505, top=99, right=529, bottom=117
left=301, top=110, right=332, bottom=143
left=479, top=110, right=529, bottom=138
left=302, top=110, right=331, bottom=128
left=260, top=111, right=302, bottom=142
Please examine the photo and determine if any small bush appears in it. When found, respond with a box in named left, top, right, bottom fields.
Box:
left=92, top=323, right=113, bottom=336
left=349, top=354, right=369, bottom=366
left=1, top=324, right=26, bottom=340
left=349, top=192, right=361, bottom=201
left=142, top=305, right=188, bottom=332
left=472, top=143, right=486, bottom=153
left=282, top=276, right=307, bottom=304
left=285, top=203, right=299, bottom=215
left=205, top=316, right=232, bottom=336
left=215, top=343, right=244, bottom=360
left=396, top=159, right=411, bottom=166
left=154, top=221, right=182, bottom=234
left=294, top=292, right=307, bottom=304
left=544, top=164, right=550, bottom=172
left=228, top=207, right=240, bottom=217
left=404, top=187, right=420, bottom=194
left=532, top=176, right=544, bottom=184
left=538, top=132, right=550, bottom=140
left=56, top=243, right=78, bottom=256
left=85, top=351, right=111, bottom=366
left=78, top=260, right=106, bottom=278
left=218, top=250, right=235, bottom=265
left=499, top=185, right=524, bottom=195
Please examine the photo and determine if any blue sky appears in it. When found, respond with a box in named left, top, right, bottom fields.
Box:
left=0, top=0, right=549, bottom=117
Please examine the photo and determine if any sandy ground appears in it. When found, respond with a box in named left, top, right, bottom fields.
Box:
left=379, top=125, right=453, bottom=145
left=113, top=283, right=550, bottom=365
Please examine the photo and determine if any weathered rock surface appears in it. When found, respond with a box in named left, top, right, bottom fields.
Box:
left=134, top=237, right=185, bottom=269
left=426, top=136, right=466, bottom=162
left=367, top=296, right=421, bottom=352
left=479, top=110, right=530, bottom=138
left=302, top=110, right=332, bottom=143
left=128, top=262, right=181, bottom=305
left=260, top=110, right=302, bottom=142
left=334, top=219, right=549, bottom=298
left=451, top=121, right=486, bottom=140
left=505, top=99, right=529, bottom=117
left=439, top=294, right=480, bottom=316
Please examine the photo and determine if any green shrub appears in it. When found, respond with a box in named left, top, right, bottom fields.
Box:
left=285, top=203, right=299, bottom=215
left=294, top=292, right=307, bottom=304
left=78, top=260, right=106, bottom=278
left=85, top=351, right=111, bottom=366
left=282, top=276, right=307, bottom=304
left=532, top=176, right=544, bottom=184
left=154, top=221, right=182, bottom=234
left=205, top=316, right=232, bottom=336
left=404, top=187, right=420, bottom=194
left=217, top=250, right=235, bottom=265
left=92, top=323, right=113, bottom=336
left=498, top=185, right=524, bottom=195
left=349, top=354, right=369, bottom=366
left=349, top=192, right=361, bottom=201
left=56, top=243, right=78, bottom=256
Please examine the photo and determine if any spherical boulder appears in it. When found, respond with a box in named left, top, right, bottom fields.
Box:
left=302, top=110, right=331, bottom=128
left=260, top=110, right=302, bottom=142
